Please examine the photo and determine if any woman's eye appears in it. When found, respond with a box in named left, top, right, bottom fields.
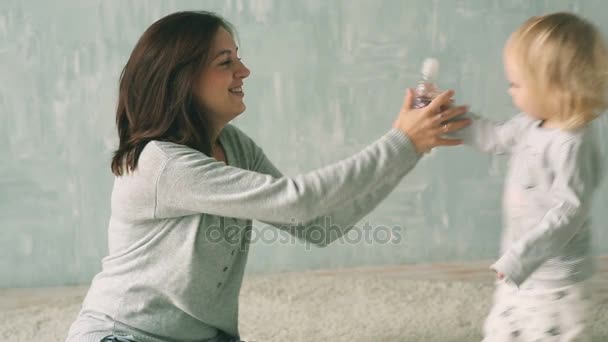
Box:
left=220, top=57, right=241, bottom=67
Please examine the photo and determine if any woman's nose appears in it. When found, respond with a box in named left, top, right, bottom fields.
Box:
left=235, top=60, right=250, bottom=79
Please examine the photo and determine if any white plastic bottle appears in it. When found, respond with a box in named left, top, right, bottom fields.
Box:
left=412, top=58, right=440, bottom=109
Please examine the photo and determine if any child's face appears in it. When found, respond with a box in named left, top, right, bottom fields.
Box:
left=503, top=47, right=547, bottom=120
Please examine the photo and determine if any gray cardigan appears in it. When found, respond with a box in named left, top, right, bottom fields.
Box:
left=66, top=125, right=420, bottom=342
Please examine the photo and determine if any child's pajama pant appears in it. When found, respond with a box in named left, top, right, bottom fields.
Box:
left=482, top=280, right=592, bottom=342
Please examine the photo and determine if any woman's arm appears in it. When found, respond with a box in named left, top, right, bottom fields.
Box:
left=252, top=140, right=419, bottom=246
left=155, top=129, right=417, bottom=225
left=154, top=90, right=468, bottom=232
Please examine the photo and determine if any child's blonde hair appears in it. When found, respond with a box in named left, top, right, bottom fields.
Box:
left=506, top=12, right=608, bottom=130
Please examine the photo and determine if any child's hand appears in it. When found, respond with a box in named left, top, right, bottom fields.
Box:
left=490, top=266, right=505, bottom=280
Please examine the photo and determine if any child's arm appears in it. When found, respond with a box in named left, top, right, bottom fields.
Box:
left=490, top=137, right=599, bottom=287
left=449, top=112, right=530, bottom=154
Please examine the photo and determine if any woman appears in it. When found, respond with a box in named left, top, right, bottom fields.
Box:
left=66, top=11, right=469, bottom=342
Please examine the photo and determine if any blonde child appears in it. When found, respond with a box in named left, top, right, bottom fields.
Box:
left=455, top=12, right=608, bottom=341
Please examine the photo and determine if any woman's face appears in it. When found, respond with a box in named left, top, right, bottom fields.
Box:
left=194, top=27, right=250, bottom=127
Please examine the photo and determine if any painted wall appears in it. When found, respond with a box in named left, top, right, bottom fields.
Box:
left=2, top=0, right=607, bottom=287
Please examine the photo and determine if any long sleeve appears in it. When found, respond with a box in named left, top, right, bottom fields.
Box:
left=252, top=141, right=420, bottom=246
left=453, top=112, right=532, bottom=155
left=491, top=137, right=599, bottom=287
left=154, top=129, right=420, bottom=227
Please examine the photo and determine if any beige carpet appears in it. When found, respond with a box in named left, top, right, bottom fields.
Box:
left=2, top=268, right=607, bottom=341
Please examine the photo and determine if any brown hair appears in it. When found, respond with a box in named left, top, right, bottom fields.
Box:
left=506, top=12, right=608, bottom=130
left=111, top=11, right=235, bottom=176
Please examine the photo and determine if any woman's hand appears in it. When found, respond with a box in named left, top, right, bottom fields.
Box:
left=393, top=89, right=470, bottom=153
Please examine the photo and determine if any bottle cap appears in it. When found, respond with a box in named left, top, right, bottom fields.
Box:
left=421, top=58, right=439, bottom=81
